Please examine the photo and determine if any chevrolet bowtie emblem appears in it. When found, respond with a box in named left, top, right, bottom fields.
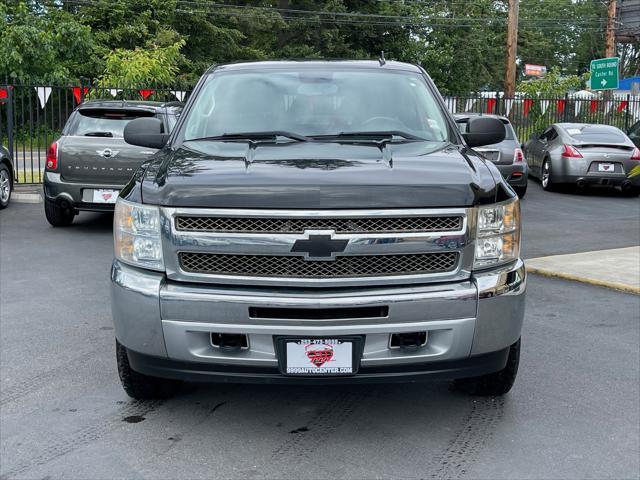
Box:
left=291, top=234, right=348, bottom=260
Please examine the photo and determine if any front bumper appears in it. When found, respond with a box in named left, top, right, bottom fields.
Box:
left=43, top=171, right=123, bottom=212
left=111, top=259, right=526, bottom=383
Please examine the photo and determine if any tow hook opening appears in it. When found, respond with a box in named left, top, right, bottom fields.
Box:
left=389, top=331, right=428, bottom=351
left=211, top=333, right=249, bottom=352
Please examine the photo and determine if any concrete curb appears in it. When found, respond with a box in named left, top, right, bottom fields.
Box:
left=526, top=265, right=640, bottom=295
left=11, top=192, right=42, bottom=204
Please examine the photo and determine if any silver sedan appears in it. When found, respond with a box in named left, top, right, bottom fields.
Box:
left=524, top=123, right=640, bottom=195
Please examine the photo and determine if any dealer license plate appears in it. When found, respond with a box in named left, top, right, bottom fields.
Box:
left=91, top=189, right=119, bottom=203
left=285, top=339, right=353, bottom=375
left=598, top=163, right=615, bottom=172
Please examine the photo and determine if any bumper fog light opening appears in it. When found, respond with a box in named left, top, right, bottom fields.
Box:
left=210, top=333, right=249, bottom=352
left=389, top=331, right=428, bottom=351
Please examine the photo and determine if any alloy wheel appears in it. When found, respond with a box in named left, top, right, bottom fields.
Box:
left=541, top=161, right=550, bottom=188
left=0, top=170, right=10, bottom=203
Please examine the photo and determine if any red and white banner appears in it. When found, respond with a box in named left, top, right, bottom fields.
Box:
left=171, top=90, right=186, bottom=102
left=35, top=87, right=52, bottom=109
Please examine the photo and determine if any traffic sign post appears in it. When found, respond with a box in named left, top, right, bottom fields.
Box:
left=590, top=57, right=619, bottom=91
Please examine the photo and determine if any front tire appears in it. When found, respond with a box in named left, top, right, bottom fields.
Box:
left=541, top=159, right=555, bottom=191
left=116, top=340, right=181, bottom=400
left=0, top=164, right=12, bottom=209
left=44, top=198, right=75, bottom=226
left=451, top=338, right=520, bottom=396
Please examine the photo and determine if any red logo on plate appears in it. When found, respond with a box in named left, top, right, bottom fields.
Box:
left=305, top=344, right=334, bottom=367
left=603, top=165, right=611, bottom=171
left=102, top=192, right=113, bottom=201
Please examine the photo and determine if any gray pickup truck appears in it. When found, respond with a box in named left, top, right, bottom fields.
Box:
left=43, top=100, right=182, bottom=226
left=111, top=61, right=526, bottom=399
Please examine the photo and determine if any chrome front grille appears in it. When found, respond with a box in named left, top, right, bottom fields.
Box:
left=175, top=215, right=462, bottom=234
left=179, top=252, right=459, bottom=278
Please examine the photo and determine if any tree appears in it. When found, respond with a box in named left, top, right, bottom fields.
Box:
left=98, top=39, right=186, bottom=86
left=0, top=2, right=94, bottom=82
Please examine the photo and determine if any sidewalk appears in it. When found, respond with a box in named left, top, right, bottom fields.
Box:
left=12, top=184, right=42, bottom=203
left=526, top=246, right=640, bottom=294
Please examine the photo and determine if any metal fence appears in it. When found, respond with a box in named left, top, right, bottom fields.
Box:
left=1, top=82, right=640, bottom=184
left=0, top=82, right=193, bottom=184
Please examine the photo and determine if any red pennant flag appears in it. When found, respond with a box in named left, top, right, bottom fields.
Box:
left=0, top=88, right=8, bottom=100
left=617, top=100, right=628, bottom=113
left=72, top=87, right=89, bottom=104
left=486, top=98, right=497, bottom=114
left=556, top=99, right=565, bottom=114
left=590, top=99, right=599, bottom=113
left=523, top=99, right=533, bottom=117
left=139, top=89, right=155, bottom=100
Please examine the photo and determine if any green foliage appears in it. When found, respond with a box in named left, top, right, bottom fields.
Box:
left=97, top=39, right=185, bottom=86
left=0, top=2, right=94, bottom=82
left=1, top=0, right=635, bottom=94
left=518, top=67, right=585, bottom=97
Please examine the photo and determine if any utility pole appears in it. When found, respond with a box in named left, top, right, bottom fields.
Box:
left=605, top=0, right=617, bottom=58
left=504, top=0, right=519, bottom=98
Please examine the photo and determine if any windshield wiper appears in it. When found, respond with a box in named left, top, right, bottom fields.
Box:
left=311, top=131, right=427, bottom=142
left=186, top=131, right=310, bottom=143
left=84, top=131, right=114, bottom=137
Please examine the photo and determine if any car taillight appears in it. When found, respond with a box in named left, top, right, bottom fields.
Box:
left=46, top=141, right=58, bottom=170
left=513, top=148, right=524, bottom=162
left=631, top=147, right=640, bottom=160
left=561, top=144, right=582, bottom=158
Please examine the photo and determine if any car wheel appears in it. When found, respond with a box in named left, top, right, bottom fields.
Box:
left=0, top=164, right=12, bottom=209
left=541, top=159, right=555, bottom=191
left=44, top=198, right=75, bottom=226
left=450, top=338, right=520, bottom=396
left=513, top=184, right=527, bottom=199
left=116, top=340, right=181, bottom=400
left=623, top=186, right=640, bottom=197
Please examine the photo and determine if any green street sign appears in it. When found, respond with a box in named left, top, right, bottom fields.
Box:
left=590, top=57, right=619, bottom=91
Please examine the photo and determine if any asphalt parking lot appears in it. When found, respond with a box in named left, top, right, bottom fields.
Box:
left=1, top=180, right=639, bottom=479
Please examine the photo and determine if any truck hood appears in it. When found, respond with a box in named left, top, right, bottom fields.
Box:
left=137, top=141, right=499, bottom=208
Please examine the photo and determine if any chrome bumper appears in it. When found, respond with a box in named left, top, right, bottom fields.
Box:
left=111, top=259, right=525, bottom=374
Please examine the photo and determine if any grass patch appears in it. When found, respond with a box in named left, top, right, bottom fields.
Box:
left=15, top=170, right=43, bottom=184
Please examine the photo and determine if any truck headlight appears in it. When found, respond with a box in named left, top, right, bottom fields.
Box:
left=114, top=198, right=164, bottom=271
left=474, top=198, right=520, bottom=269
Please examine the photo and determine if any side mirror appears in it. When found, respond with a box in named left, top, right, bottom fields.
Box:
left=463, top=117, right=505, bottom=148
left=124, top=117, right=168, bottom=149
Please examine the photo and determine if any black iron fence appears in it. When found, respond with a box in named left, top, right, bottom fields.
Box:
left=1, top=82, right=639, bottom=184
left=0, top=82, right=193, bottom=183
left=444, top=93, right=640, bottom=144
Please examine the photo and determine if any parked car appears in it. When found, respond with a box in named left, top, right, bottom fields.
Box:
left=454, top=114, right=529, bottom=198
left=0, top=145, right=14, bottom=209
left=42, top=100, right=183, bottom=226
left=627, top=120, right=640, bottom=148
left=524, top=123, right=640, bottom=195
left=112, top=60, right=525, bottom=400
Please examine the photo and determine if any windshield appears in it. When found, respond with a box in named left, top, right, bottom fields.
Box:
left=565, top=125, right=626, bottom=143
left=67, top=109, right=155, bottom=137
left=183, top=69, right=449, bottom=142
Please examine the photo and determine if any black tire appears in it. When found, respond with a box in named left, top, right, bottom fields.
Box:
left=0, top=163, right=12, bottom=209
left=513, top=184, right=527, bottom=199
left=541, top=158, right=555, bottom=191
left=623, top=186, right=640, bottom=197
left=451, top=338, right=520, bottom=396
left=116, top=340, right=181, bottom=400
left=44, top=198, right=75, bottom=226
